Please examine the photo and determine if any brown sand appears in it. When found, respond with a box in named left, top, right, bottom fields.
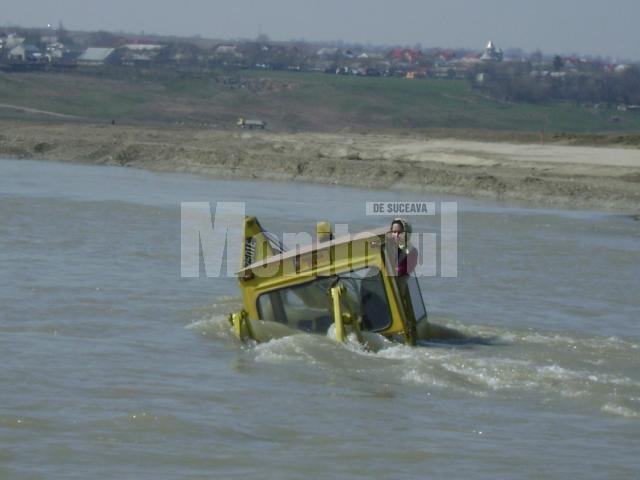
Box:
left=1, top=121, right=639, bottom=213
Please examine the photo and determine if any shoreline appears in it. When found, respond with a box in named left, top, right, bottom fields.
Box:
left=1, top=120, right=639, bottom=214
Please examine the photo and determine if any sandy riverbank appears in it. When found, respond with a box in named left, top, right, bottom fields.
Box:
left=1, top=121, right=639, bottom=213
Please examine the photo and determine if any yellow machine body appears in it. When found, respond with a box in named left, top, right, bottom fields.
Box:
left=229, top=217, right=432, bottom=346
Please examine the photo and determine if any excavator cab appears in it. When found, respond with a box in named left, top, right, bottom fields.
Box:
left=229, top=217, right=429, bottom=346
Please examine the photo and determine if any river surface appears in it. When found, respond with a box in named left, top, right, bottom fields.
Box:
left=1, top=159, right=639, bottom=479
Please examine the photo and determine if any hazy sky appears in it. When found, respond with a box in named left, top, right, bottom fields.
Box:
left=4, top=0, right=639, bottom=60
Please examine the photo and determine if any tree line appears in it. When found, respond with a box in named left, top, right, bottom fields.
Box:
left=471, top=62, right=640, bottom=106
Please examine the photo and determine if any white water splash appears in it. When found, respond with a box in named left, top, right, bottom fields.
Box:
left=601, top=403, right=640, bottom=418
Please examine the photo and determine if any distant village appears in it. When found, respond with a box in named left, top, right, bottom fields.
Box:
left=1, top=25, right=639, bottom=107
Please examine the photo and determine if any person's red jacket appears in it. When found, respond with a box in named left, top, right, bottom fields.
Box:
left=398, top=247, right=418, bottom=276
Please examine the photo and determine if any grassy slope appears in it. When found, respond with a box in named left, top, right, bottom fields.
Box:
left=1, top=68, right=640, bottom=136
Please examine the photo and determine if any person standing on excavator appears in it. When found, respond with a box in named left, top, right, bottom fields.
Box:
left=389, top=218, right=418, bottom=276
left=388, top=218, right=420, bottom=343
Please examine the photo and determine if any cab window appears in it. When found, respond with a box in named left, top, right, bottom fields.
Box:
left=257, top=267, right=393, bottom=333
left=406, top=275, right=427, bottom=323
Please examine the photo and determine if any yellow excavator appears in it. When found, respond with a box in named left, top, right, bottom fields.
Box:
left=228, top=217, right=450, bottom=347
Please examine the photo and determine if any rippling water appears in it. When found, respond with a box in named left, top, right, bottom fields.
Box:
left=1, top=159, right=638, bottom=479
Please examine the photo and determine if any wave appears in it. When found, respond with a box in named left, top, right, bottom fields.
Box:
left=188, top=304, right=640, bottom=419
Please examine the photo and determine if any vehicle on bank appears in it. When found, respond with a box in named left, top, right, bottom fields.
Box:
left=237, top=118, right=267, bottom=129
left=228, top=217, right=449, bottom=347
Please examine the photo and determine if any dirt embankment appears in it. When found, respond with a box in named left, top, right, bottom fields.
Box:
left=1, top=120, right=639, bottom=213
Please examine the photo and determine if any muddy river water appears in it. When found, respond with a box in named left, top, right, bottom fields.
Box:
left=1, top=159, right=638, bottom=479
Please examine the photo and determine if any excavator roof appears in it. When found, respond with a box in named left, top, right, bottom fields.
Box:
left=237, top=227, right=388, bottom=275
